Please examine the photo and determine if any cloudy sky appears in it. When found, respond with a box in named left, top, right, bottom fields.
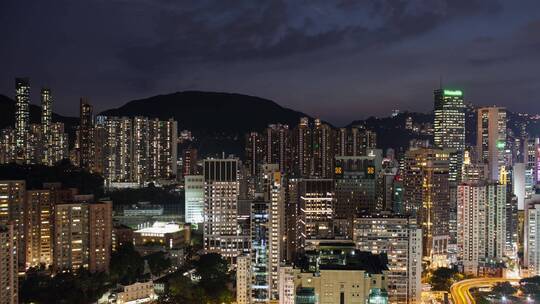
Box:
left=1, top=0, right=539, bottom=125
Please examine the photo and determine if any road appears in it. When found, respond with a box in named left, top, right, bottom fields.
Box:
left=450, top=278, right=519, bottom=304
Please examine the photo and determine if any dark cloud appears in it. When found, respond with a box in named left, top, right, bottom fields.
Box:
left=118, top=0, right=502, bottom=73
left=0, top=0, right=539, bottom=125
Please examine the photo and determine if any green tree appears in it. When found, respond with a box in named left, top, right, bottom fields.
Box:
left=491, top=282, right=516, bottom=296
left=145, top=251, right=172, bottom=275
left=109, top=243, right=145, bottom=284
left=428, top=267, right=461, bottom=291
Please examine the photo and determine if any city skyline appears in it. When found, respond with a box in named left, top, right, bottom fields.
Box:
left=2, top=1, right=540, bottom=125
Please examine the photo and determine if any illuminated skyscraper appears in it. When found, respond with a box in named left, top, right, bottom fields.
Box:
left=312, top=119, right=334, bottom=178
left=292, top=117, right=312, bottom=177
left=265, top=124, right=290, bottom=172
left=148, top=118, right=178, bottom=180
left=433, top=89, right=466, bottom=184
left=41, top=88, right=53, bottom=164
left=250, top=195, right=270, bottom=302
left=477, top=107, right=507, bottom=181
left=433, top=89, right=466, bottom=152
left=203, top=158, right=248, bottom=263
left=245, top=131, right=264, bottom=176
left=336, top=127, right=377, bottom=157
left=403, top=149, right=450, bottom=264
left=15, top=78, right=30, bottom=163
left=0, top=223, right=17, bottom=304
left=79, top=97, right=94, bottom=170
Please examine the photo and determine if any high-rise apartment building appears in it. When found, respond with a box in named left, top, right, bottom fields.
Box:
left=265, top=124, right=290, bottom=172
left=236, top=255, right=251, bottom=304
left=336, top=127, right=377, bottom=157
left=24, top=190, right=54, bottom=268
left=477, top=107, right=507, bottom=181
left=79, top=97, right=94, bottom=170
left=15, top=78, right=30, bottom=163
left=182, top=147, right=198, bottom=176
left=41, top=88, right=53, bottom=165
left=457, top=182, right=506, bottom=275
left=54, top=199, right=112, bottom=272
left=148, top=118, right=178, bottom=180
left=0, top=224, right=17, bottom=304
left=353, top=214, right=422, bottom=304
left=88, top=201, right=112, bottom=273
left=292, top=117, right=312, bottom=178
left=312, top=119, right=334, bottom=178
left=0, top=180, right=26, bottom=268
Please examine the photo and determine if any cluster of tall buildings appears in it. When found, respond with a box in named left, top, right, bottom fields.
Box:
left=0, top=78, right=179, bottom=188
left=183, top=87, right=540, bottom=304
left=0, top=180, right=112, bottom=302
left=0, top=78, right=69, bottom=165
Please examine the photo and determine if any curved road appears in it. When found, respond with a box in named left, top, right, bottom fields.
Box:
left=450, top=278, right=519, bottom=304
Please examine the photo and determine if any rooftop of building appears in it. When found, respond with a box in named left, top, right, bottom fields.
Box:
left=135, top=222, right=183, bottom=234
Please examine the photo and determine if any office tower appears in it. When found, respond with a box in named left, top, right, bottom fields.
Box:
left=203, top=158, right=247, bottom=263
left=0, top=180, right=26, bottom=268
left=24, top=190, right=54, bottom=268
left=354, top=214, right=422, bottom=304
left=524, top=138, right=540, bottom=184
left=41, top=88, right=53, bottom=165
left=457, top=182, right=506, bottom=275
left=251, top=195, right=270, bottom=302
left=334, top=154, right=381, bottom=217
left=336, top=127, right=377, bottom=157
left=297, top=179, right=334, bottom=250
left=54, top=202, right=89, bottom=270
left=88, top=201, right=112, bottom=273
left=245, top=132, right=264, bottom=177
left=148, top=118, right=178, bottom=180
left=477, top=107, right=507, bottom=181
left=433, top=89, right=466, bottom=180
left=265, top=124, right=290, bottom=172
left=15, top=78, right=30, bottom=163
left=79, top=97, right=94, bottom=170
left=379, top=166, right=399, bottom=211
left=403, top=149, right=450, bottom=263
left=0, top=224, right=17, bottom=304
left=433, top=89, right=466, bottom=152
left=292, top=117, right=312, bottom=177
left=312, top=119, right=334, bottom=178
left=184, top=175, right=205, bottom=224
left=236, top=255, right=251, bottom=304
left=182, top=147, right=198, bottom=176
left=513, top=163, right=527, bottom=210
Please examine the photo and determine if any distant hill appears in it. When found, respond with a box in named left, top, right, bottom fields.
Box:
left=0, top=94, right=78, bottom=140
left=100, top=91, right=312, bottom=135
left=100, top=91, right=313, bottom=156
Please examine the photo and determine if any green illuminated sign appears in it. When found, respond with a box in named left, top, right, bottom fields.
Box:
left=443, top=89, right=463, bottom=96
left=497, top=141, right=505, bottom=149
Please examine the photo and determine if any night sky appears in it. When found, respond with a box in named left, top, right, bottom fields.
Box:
left=1, top=0, right=540, bottom=126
